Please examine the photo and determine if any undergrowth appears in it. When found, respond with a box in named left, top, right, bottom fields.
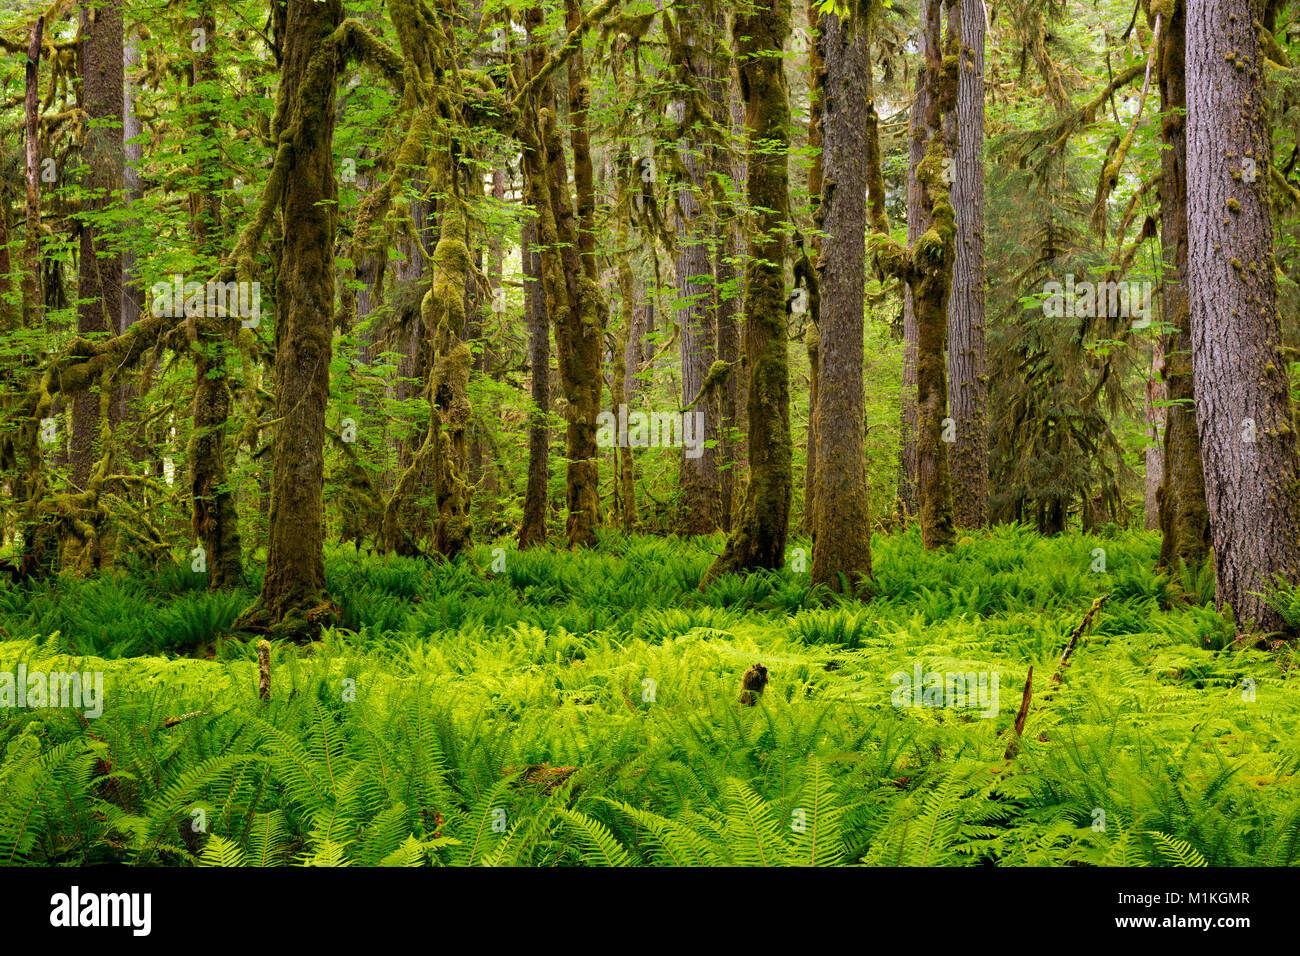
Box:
left=0, top=526, right=1297, bottom=866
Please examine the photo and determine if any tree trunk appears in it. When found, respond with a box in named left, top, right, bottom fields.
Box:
left=672, top=0, right=723, bottom=535
left=804, top=0, right=823, bottom=539
left=1155, top=0, right=1211, bottom=570
left=237, top=0, right=342, bottom=639
left=1144, top=336, right=1165, bottom=530
left=910, top=0, right=956, bottom=549
left=188, top=3, right=242, bottom=589
left=22, top=16, right=43, bottom=327
left=71, top=0, right=124, bottom=502
left=1186, top=0, right=1300, bottom=631
left=518, top=213, right=551, bottom=548
left=703, top=0, right=792, bottom=583
left=944, top=0, right=988, bottom=528
left=810, top=11, right=872, bottom=593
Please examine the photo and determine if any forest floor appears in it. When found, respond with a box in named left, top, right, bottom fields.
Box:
left=1, top=527, right=1298, bottom=865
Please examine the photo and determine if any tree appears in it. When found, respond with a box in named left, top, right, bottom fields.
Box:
left=702, top=0, right=792, bottom=582
left=236, top=0, right=343, bottom=639
left=188, top=2, right=242, bottom=589
left=1153, top=0, right=1210, bottom=572
left=70, top=0, right=125, bottom=562
left=670, top=0, right=723, bottom=534
left=944, top=0, right=988, bottom=529
left=809, top=8, right=872, bottom=593
left=1186, top=0, right=1300, bottom=631
left=872, top=0, right=956, bottom=550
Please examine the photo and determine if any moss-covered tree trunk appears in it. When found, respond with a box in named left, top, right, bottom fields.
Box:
left=518, top=210, right=551, bottom=548
left=671, top=0, right=723, bottom=535
left=810, top=10, right=872, bottom=593
left=873, top=0, right=955, bottom=550
left=615, top=211, right=639, bottom=532
left=552, top=0, right=605, bottom=548
left=237, top=0, right=341, bottom=639
left=70, top=0, right=124, bottom=566
left=1154, top=0, right=1210, bottom=572
left=188, top=3, right=242, bottom=589
left=1186, top=0, right=1300, bottom=631
left=804, top=0, right=823, bottom=539
left=702, top=0, right=792, bottom=583
left=423, top=199, right=473, bottom=560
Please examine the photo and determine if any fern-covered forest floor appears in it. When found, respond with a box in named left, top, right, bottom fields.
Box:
left=1, top=526, right=1298, bottom=866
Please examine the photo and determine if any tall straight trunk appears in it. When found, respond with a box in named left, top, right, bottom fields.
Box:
left=672, top=0, right=723, bottom=534
left=703, top=0, right=792, bottom=582
left=810, top=11, right=872, bottom=593
left=238, top=0, right=342, bottom=639
left=615, top=212, right=639, bottom=531
left=21, top=16, right=43, bottom=327
left=715, top=62, right=746, bottom=530
left=1144, top=337, right=1165, bottom=530
left=119, top=28, right=146, bottom=464
left=1155, top=0, right=1210, bottom=570
left=804, top=0, right=823, bottom=538
left=545, top=0, right=604, bottom=547
left=188, top=4, right=242, bottom=589
left=910, top=0, right=956, bottom=549
left=897, top=20, right=929, bottom=519
left=518, top=213, right=550, bottom=548
left=71, top=0, right=124, bottom=496
left=1186, top=0, right=1300, bottom=631
left=944, top=0, right=988, bottom=528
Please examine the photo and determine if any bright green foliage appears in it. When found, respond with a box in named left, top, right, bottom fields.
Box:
left=0, top=528, right=1297, bottom=866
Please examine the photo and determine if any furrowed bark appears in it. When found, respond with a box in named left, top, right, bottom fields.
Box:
left=1186, top=0, right=1300, bottom=632
left=810, top=10, right=873, bottom=593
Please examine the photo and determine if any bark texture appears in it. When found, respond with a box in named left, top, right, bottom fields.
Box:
left=944, top=0, right=988, bottom=528
left=810, top=12, right=872, bottom=593
left=1186, top=0, right=1300, bottom=631
left=1154, top=0, right=1211, bottom=571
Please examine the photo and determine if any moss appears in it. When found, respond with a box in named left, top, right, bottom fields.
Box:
left=1228, top=197, right=1241, bottom=212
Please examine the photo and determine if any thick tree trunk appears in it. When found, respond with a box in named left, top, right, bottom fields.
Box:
left=703, top=0, right=792, bottom=582
left=1186, top=0, right=1300, bottom=631
left=238, top=0, right=341, bottom=639
left=944, top=0, right=988, bottom=528
left=1155, top=0, right=1210, bottom=570
left=910, top=0, right=956, bottom=549
left=72, top=0, right=124, bottom=501
left=810, top=12, right=872, bottom=593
